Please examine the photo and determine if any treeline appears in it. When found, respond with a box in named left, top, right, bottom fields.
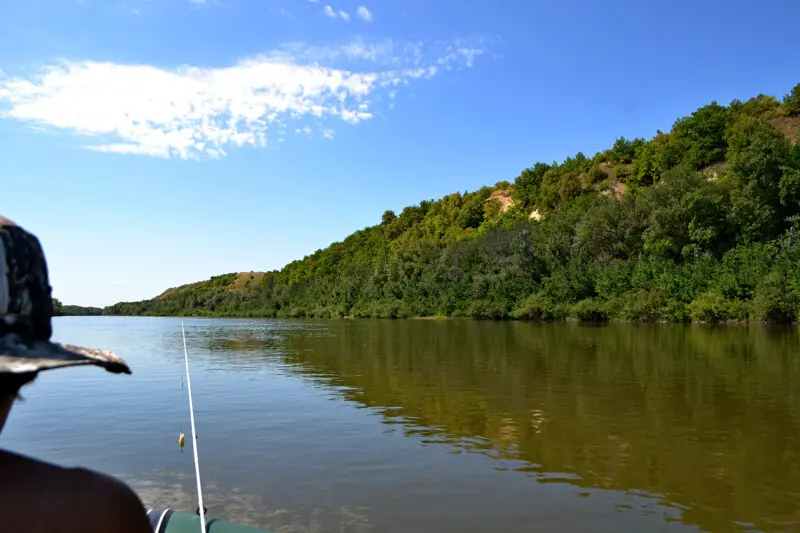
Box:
left=53, top=298, right=103, bottom=316
left=104, top=83, right=800, bottom=323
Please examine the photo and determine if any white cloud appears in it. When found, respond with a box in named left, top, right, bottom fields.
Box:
left=0, top=39, right=488, bottom=159
left=277, top=38, right=407, bottom=64
left=321, top=4, right=352, bottom=21
left=356, top=6, right=373, bottom=22
left=436, top=43, right=487, bottom=70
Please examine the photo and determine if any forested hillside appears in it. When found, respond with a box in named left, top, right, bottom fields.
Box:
left=104, top=83, right=800, bottom=323
left=53, top=298, right=103, bottom=316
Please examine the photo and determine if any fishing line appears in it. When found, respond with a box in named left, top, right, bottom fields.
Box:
left=181, top=321, right=208, bottom=533
left=179, top=374, right=184, bottom=454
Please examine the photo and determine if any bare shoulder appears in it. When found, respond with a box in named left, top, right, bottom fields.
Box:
left=66, top=467, right=153, bottom=533
left=0, top=449, right=152, bottom=533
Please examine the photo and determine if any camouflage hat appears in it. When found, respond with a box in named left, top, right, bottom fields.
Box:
left=0, top=216, right=131, bottom=375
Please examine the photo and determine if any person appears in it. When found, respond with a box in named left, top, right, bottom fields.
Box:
left=0, top=215, right=153, bottom=533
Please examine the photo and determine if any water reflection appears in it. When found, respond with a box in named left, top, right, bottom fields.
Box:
left=270, top=320, right=800, bottom=533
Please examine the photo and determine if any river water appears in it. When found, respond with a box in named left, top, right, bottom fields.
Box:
left=2, top=317, right=799, bottom=532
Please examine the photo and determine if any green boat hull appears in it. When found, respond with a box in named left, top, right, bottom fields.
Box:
left=147, top=508, right=272, bottom=533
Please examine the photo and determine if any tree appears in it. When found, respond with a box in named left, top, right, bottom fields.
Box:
left=727, top=116, right=796, bottom=241
left=671, top=102, right=730, bottom=169
left=729, top=94, right=781, bottom=119
left=630, top=140, right=662, bottom=186
left=609, top=137, right=637, bottom=164
left=587, top=164, right=607, bottom=184
left=783, top=82, right=800, bottom=116
left=574, top=195, right=647, bottom=262
left=381, top=210, right=397, bottom=225
left=511, top=162, right=550, bottom=210
left=641, top=167, right=731, bottom=259
left=99, top=83, right=800, bottom=324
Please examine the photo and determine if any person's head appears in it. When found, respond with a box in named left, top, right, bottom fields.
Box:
left=0, top=215, right=132, bottom=435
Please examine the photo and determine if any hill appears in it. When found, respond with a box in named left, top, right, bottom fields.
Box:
left=53, top=299, right=103, bottom=316
left=104, top=82, right=800, bottom=323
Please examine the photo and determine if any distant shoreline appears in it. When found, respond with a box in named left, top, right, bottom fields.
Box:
left=94, top=313, right=798, bottom=326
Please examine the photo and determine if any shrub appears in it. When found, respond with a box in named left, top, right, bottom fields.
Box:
left=751, top=269, right=797, bottom=323
left=468, top=300, right=507, bottom=320
left=571, top=298, right=610, bottom=322
left=784, top=82, right=800, bottom=116
left=511, top=293, right=567, bottom=320
left=687, top=291, right=731, bottom=323
left=620, top=289, right=666, bottom=322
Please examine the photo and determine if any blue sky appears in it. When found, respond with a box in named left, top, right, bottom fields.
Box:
left=2, top=0, right=799, bottom=307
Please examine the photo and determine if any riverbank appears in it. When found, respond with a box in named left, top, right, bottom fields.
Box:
left=100, top=310, right=799, bottom=326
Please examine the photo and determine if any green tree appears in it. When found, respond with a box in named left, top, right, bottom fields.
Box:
left=100, top=83, right=800, bottom=325
left=381, top=210, right=397, bottom=225
left=641, top=167, right=732, bottom=259
left=726, top=116, right=797, bottom=241
left=511, top=163, right=551, bottom=210
left=52, top=298, right=63, bottom=316
left=609, top=137, right=638, bottom=164
left=671, top=102, right=730, bottom=169
left=783, top=82, right=800, bottom=116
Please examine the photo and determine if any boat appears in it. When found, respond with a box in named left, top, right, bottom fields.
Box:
left=147, top=508, right=272, bottom=533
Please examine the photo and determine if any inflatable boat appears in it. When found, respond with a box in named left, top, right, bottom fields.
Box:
left=147, top=508, right=272, bottom=533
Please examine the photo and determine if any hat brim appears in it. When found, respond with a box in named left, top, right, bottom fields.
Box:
left=0, top=333, right=131, bottom=375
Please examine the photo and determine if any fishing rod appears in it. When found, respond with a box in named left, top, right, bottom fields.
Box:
left=147, top=323, right=270, bottom=533
left=147, top=320, right=269, bottom=533
left=181, top=321, right=207, bottom=533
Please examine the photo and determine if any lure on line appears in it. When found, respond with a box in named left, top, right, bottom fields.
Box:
left=178, top=368, right=186, bottom=452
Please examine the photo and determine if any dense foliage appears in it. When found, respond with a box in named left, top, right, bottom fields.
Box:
left=105, top=83, right=800, bottom=323
left=53, top=298, right=103, bottom=316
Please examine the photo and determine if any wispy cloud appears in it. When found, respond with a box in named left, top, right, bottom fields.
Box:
left=356, top=6, right=373, bottom=22
left=0, top=39, right=489, bottom=159
left=322, top=4, right=353, bottom=21
left=437, top=43, right=486, bottom=69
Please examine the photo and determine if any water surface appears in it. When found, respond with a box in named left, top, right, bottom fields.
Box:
left=3, top=317, right=799, bottom=532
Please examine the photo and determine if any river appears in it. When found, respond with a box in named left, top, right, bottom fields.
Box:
left=2, top=317, right=799, bottom=532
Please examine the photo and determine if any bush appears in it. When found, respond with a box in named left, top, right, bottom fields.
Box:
left=751, top=269, right=797, bottom=323
left=511, top=293, right=567, bottom=320
left=661, top=298, right=691, bottom=323
left=688, top=291, right=732, bottom=323
left=620, top=289, right=667, bottom=322
left=308, top=306, right=331, bottom=319
left=587, top=164, right=607, bottom=184
left=468, top=300, right=507, bottom=320
left=784, top=82, right=800, bottom=116
left=571, top=298, right=609, bottom=322
left=289, top=307, right=308, bottom=318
